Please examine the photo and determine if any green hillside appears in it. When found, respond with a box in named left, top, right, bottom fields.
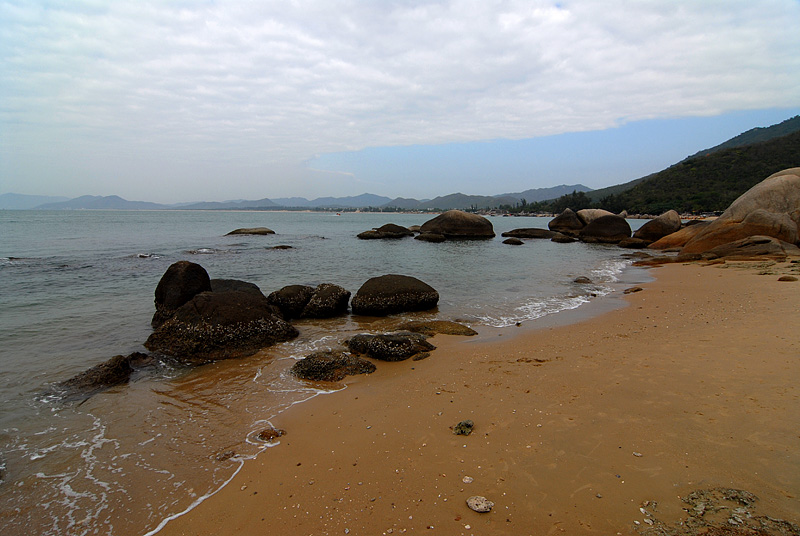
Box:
left=597, top=129, right=800, bottom=214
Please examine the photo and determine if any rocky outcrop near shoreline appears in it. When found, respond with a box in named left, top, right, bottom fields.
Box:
left=351, top=274, right=439, bottom=316
left=53, top=352, right=153, bottom=400
left=681, top=168, right=800, bottom=254
left=290, top=350, right=376, bottom=382
left=345, top=331, right=435, bottom=361
left=145, top=290, right=298, bottom=364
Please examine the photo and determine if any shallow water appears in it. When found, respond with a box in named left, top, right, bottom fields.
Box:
left=0, top=210, right=645, bottom=535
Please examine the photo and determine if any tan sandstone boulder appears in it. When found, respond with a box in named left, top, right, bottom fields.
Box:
left=633, top=210, right=682, bottom=242
left=576, top=208, right=614, bottom=226
left=681, top=168, right=800, bottom=254
left=649, top=220, right=711, bottom=250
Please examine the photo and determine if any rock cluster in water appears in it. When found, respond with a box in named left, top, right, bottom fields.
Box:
left=56, top=250, right=478, bottom=398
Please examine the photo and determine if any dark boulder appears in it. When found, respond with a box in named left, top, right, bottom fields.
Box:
left=301, top=283, right=351, bottom=318
left=501, top=228, right=557, bottom=239
left=351, top=274, right=439, bottom=316
left=345, top=332, right=436, bottom=361
left=357, top=223, right=414, bottom=239
left=579, top=215, right=632, bottom=243
left=633, top=210, right=682, bottom=242
left=145, top=290, right=298, bottom=364
left=414, top=232, right=446, bottom=243
left=503, top=237, right=524, bottom=245
left=211, top=278, right=265, bottom=297
left=618, top=237, right=650, bottom=249
left=290, top=350, right=376, bottom=382
left=419, top=210, right=495, bottom=239
left=54, top=352, right=152, bottom=401
left=548, top=208, right=584, bottom=234
left=267, top=285, right=316, bottom=319
left=226, top=227, right=275, bottom=235
left=152, top=261, right=212, bottom=328
left=551, top=234, right=577, bottom=243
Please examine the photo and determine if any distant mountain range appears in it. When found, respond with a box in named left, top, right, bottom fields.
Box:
left=3, top=115, right=797, bottom=213
left=1, top=185, right=591, bottom=211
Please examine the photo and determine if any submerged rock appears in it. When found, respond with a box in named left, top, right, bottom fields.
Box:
left=351, top=274, right=439, bottom=316
left=357, top=223, right=414, bottom=239
left=257, top=427, right=286, bottom=441
left=396, top=320, right=477, bottom=337
left=226, top=227, right=275, bottom=235
left=290, top=350, right=376, bottom=382
left=501, top=228, right=557, bottom=239
left=414, top=232, right=446, bottom=243
left=345, top=331, right=435, bottom=361
left=54, top=352, right=152, bottom=401
left=502, top=237, right=524, bottom=245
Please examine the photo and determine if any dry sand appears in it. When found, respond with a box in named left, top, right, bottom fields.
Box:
left=157, top=259, right=800, bottom=536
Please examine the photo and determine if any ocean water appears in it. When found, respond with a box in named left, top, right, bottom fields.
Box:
left=0, top=210, right=646, bottom=535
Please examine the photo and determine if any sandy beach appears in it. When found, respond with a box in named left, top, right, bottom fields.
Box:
left=156, top=259, right=800, bottom=536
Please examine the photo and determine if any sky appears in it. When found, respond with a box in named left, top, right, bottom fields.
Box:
left=1, top=1, right=799, bottom=204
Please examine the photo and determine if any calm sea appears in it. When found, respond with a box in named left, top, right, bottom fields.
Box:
left=0, top=210, right=647, bottom=535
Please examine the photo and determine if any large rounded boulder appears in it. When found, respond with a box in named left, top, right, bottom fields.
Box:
left=145, top=290, right=298, bottom=364
left=579, top=215, right=632, bottom=243
left=419, top=210, right=495, bottom=239
left=351, top=274, right=439, bottom=316
left=301, top=283, right=351, bottom=318
left=548, top=208, right=584, bottom=234
left=267, top=285, right=316, bottom=319
left=682, top=168, right=800, bottom=254
left=152, top=261, right=212, bottom=328
left=267, top=283, right=351, bottom=319
left=649, top=220, right=711, bottom=250
left=633, top=210, right=682, bottom=242
left=576, top=208, right=614, bottom=226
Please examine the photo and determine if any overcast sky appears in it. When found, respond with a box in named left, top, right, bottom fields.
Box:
left=2, top=1, right=799, bottom=203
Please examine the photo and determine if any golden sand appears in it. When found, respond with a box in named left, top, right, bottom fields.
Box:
left=157, top=260, right=800, bottom=536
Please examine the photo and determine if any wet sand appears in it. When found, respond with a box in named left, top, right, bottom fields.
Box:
left=157, top=259, right=800, bottom=536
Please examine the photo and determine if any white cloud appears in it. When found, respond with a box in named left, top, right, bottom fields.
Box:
left=1, top=0, right=799, bottom=200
